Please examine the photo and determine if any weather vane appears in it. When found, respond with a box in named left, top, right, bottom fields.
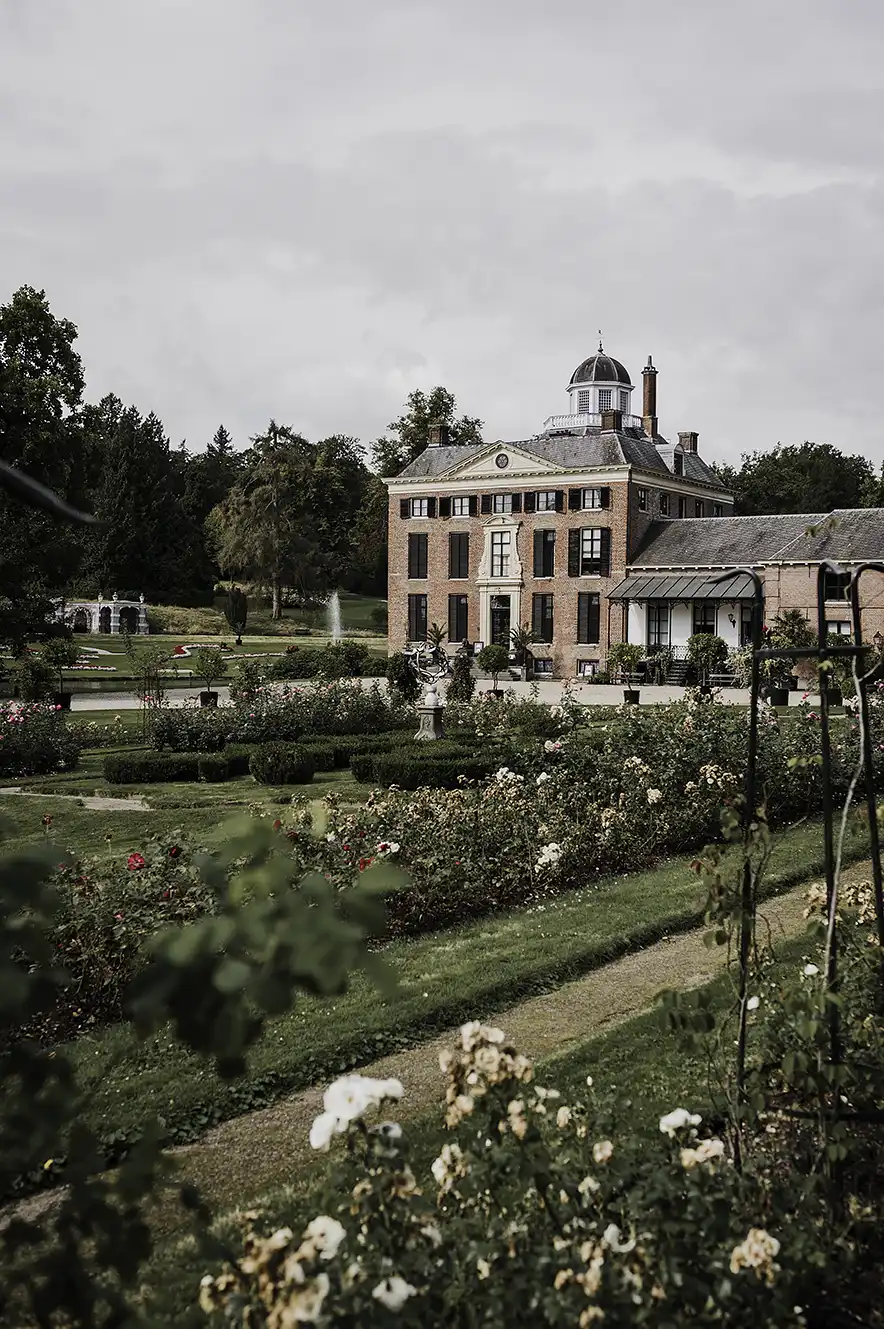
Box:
left=598, top=329, right=604, bottom=352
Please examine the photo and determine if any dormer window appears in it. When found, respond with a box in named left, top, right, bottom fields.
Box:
left=598, top=388, right=612, bottom=410
left=577, top=389, right=592, bottom=412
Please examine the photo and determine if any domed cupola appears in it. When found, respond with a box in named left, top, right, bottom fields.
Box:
left=566, top=340, right=635, bottom=420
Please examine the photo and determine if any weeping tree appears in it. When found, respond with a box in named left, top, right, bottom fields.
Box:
left=224, top=586, right=248, bottom=645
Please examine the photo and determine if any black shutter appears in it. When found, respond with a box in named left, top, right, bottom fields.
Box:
left=577, top=593, right=589, bottom=644
left=524, top=491, right=536, bottom=513
left=568, top=529, right=581, bottom=577
left=554, top=490, right=565, bottom=512
left=468, top=495, right=478, bottom=517
left=439, top=496, right=451, bottom=518
left=427, top=497, right=437, bottom=518
left=511, top=492, right=522, bottom=513
left=600, top=528, right=612, bottom=577
left=568, top=488, right=581, bottom=511
left=400, top=498, right=410, bottom=519
left=533, top=530, right=543, bottom=578
left=588, top=594, right=600, bottom=643
left=532, top=594, right=543, bottom=638
left=480, top=495, right=492, bottom=515
left=601, top=487, right=611, bottom=509
left=447, top=594, right=457, bottom=642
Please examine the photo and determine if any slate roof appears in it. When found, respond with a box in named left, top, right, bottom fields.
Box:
left=394, top=430, right=721, bottom=482
left=609, top=571, right=758, bottom=601
left=631, top=514, right=827, bottom=567
left=773, top=509, right=884, bottom=563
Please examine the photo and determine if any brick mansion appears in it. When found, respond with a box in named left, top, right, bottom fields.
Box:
left=385, top=347, right=884, bottom=677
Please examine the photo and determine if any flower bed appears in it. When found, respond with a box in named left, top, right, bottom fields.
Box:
left=0, top=703, right=81, bottom=776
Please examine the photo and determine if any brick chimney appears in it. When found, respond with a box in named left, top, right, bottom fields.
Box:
left=678, top=431, right=699, bottom=454
left=427, top=420, right=451, bottom=446
left=642, top=355, right=658, bottom=437
left=600, top=408, right=622, bottom=431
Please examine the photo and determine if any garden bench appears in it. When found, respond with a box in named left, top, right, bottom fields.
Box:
left=710, top=672, right=738, bottom=688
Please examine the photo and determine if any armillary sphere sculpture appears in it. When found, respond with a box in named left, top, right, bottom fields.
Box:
left=402, top=639, right=451, bottom=687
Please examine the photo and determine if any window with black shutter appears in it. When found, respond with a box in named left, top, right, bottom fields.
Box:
left=407, top=594, right=427, bottom=642
left=601, top=487, right=611, bottom=509
left=439, top=496, right=451, bottom=518
left=408, top=532, right=428, bottom=579
left=523, top=491, right=536, bottom=513
left=554, top=490, right=565, bottom=512
left=577, top=593, right=601, bottom=644
left=480, top=495, right=492, bottom=515
left=578, top=528, right=611, bottom=576
left=448, top=532, right=469, bottom=579
left=568, top=488, right=581, bottom=511
left=533, top=529, right=556, bottom=577
left=511, top=492, right=522, bottom=513
left=448, top=593, right=468, bottom=642
left=427, top=497, right=437, bottom=518
left=399, top=498, right=410, bottom=519
left=532, top=593, right=554, bottom=643
left=468, top=495, right=478, bottom=517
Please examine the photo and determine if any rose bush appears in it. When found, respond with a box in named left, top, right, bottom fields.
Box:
left=200, top=1022, right=844, bottom=1327
left=0, top=702, right=81, bottom=776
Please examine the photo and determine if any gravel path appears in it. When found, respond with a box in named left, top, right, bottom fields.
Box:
left=0, top=788, right=150, bottom=811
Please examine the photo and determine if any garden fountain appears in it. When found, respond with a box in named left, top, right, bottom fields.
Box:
left=327, top=590, right=342, bottom=643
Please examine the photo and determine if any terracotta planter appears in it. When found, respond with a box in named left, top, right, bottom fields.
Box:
left=199, top=690, right=219, bottom=708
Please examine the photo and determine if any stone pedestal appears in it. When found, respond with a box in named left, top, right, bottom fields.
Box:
left=415, top=684, right=444, bottom=741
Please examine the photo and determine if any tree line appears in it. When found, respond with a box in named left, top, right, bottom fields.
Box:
left=0, top=285, right=483, bottom=640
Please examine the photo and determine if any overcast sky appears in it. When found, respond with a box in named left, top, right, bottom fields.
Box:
left=2, top=0, right=882, bottom=467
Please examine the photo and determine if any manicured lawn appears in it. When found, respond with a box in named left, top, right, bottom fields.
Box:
left=46, top=812, right=870, bottom=1181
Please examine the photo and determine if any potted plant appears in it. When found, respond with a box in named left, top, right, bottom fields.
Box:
left=510, top=623, right=539, bottom=678
left=40, top=637, right=80, bottom=710
left=224, top=586, right=248, bottom=646
left=193, top=645, right=228, bottom=708
left=687, top=632, right=728, bottom=697
left=607, top=642, right=644, bottom=703
left=426, top=622, right=447, bottom=665
left=762, top=611, right=815, bottom=707
left=476, top=643, right=511, bottom=698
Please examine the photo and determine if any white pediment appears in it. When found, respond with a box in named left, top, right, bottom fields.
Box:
left=439, top=443, right=560, bottom=481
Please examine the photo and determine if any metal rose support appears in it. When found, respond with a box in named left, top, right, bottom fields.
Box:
left=849, top=562, right=884, bottom=951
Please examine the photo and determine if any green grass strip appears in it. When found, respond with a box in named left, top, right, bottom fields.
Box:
left=52, top=814, right=870, bottom=1179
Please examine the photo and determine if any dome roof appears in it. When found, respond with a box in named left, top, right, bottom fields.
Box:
left=570, top=346, right=632, bottom=386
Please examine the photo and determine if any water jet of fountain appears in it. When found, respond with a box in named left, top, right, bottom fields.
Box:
left=327, top=590, right=342, bottom=643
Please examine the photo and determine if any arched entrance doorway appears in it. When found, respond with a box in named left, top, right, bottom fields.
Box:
left=119, top=605, right=139, bottom=634
left=72, top=607, right=90, bottom=633
left=99, top=606, right=111, bottom=634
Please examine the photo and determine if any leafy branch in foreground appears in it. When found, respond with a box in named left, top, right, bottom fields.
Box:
left=0, top=815, right=397, bottom=1327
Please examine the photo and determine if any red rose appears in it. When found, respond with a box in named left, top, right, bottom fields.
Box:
left=41, top=814, right=53, bottom=827
left=343, top=844, right=350, bottom=851
left=127, top=852, right=146, bottom=871
left=162, top=890, right=171, bottom=900
left=358, top=857, right=373, bottom=871
left=168, top=845, right=181, bottom=858
left=272, top=819, right=282, bottom=831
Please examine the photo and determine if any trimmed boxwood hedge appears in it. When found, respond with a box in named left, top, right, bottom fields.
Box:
left=248, top=744, right=316, bottom=786
left=104, top=753, right=205, bottom=784
left=349, top=750, right=494, bottom=790
left=223, top=743, right=261, bottom=777
left=197, top=754, right=230, bottom=782
left=298, top=741, right=337, bottom=771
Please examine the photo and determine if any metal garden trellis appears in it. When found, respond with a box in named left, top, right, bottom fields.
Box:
left=716, top=560, right=884, bottom=1172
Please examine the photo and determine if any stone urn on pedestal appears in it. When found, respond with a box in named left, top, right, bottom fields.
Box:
left=415, top=683, right=444, bottom=741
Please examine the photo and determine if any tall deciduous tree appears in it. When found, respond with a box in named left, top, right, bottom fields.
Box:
left=0, top=286, right=89, bottom=645
left=207, top=422, right=332, bottom=619
left=371, top=386, right=483, bottom=477
left=712, top=442, right=877, bottom=516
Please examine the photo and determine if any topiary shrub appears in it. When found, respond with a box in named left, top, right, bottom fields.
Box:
left=248, top=744, right=316, bottom=786
left=197, top=754, right=230, bottom=782
left=104, top=753, right=203, bottom=784
left=298, top=741, right=337, bottom=771
left=475, top=643, right=511, bottom=691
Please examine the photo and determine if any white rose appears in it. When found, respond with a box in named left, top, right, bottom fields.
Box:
left=536, top=771, right=551, bottom=785
left=303, top=1216, right=346, bottom=1260
left=646, top=788, right=663, bottom=805
left=659, top=1107, right=702, bottom=1137
left=803, top=963, right=820, bottom=977
left=592, top=1139, right=614, bottom=1164
left=309, top=1111, right=340, bottom=1151
left=372, top=1276, right=417, bottom=1311
left=747, top=995, right=760, bottom=1011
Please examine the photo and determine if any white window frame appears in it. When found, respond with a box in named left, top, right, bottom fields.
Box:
left=712, top=503, right=723, bottom=518
left=535, top=491, right=557, bottom=512
left=577, top=389, right=592, bottom=412
left=492, top=493, right=513, bottom=515
left=598, top=388, right=612, bottom=410
left=451, top=496, right=469, bottom=517
left=533, top=658, right=553, bottom=676
left=577, top=659, right=598, bottom=678
left=826, top=620, right=851, bottom=638
left=637, top=488, right=648, bottom=512
left=581, top=488, right=603, bottom=510
left=580, top=528, right=603, bottom=575
left=619, top=389, right=629, bottom=413
left=491, top=531, right=511, bottom=578
left=410, top=498, right=429, bottom=517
